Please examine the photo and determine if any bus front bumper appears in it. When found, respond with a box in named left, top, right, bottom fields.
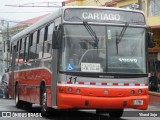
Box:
left=57, top=93, right=148, bottom=110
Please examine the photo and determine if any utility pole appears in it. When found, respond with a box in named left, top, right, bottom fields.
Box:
left=6, top=22, right=10, bottom=68
left=0, top=20, right=10, bottom=72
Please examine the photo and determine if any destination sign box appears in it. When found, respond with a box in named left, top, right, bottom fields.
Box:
left=64, top=8, right=145, bottom=25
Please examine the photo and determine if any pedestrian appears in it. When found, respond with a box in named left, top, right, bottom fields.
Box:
left=149, top=72, right=158, bottom=92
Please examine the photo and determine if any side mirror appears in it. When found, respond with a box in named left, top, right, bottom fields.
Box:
left=52, top=30, right=59, bottom=49
left=148, top=32, right=154, bottom=48
left=52, top=25, right=63, bottom=49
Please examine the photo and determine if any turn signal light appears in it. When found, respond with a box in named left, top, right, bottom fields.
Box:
left=59, top=87, right=64, bottom=92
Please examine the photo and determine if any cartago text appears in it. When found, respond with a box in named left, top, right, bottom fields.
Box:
left=82, top=12, right=121, bottom=21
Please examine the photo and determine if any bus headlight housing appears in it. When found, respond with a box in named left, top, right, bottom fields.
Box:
left=76, top=89, right=81, bottom=94
left=138, top=89, right=142, bottom=94
left=68, top=87, right=73, bottom=92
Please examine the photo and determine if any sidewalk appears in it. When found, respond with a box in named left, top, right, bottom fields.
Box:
left=149, top=91, right=160, bottom=103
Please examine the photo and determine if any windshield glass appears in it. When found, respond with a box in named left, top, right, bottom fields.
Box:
left=59, top=24, right=146, bottom=74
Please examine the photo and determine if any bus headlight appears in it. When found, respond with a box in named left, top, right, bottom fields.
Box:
left=138, top=89, right=142, bottom=94
left=76, top=89, right=81, bottom=94
left=68, top=87, right=73, bottom=92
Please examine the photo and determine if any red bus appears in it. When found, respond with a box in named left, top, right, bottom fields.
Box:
left=8, top=6, right=152, bottom=117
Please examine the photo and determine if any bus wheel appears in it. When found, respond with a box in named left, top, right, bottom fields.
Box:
left=15, top=84, right=23, bottom=108
left=108, top=109, right=124, bottom=118
left=23, top=102, right=32, bottom=110
left=40, top=85, right=49, bottom=117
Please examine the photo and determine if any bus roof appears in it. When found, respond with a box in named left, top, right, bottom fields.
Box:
left=11, top=6, right=145, bottom=42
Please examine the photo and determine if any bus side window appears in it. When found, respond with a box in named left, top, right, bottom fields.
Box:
left=18, top=39, right=23, bottom=63
left=16, top=40, right=19, bottom=68
left=29, top=33, right=36, bottom=60
left=48, top=23, right=54, bottom=41
left=44, top=26, right=48, bottom=41
left=43, top=23, right=54, bottom=58
left=19, top=38, right=25, bottom=62
left=29, top=31, right=38, bottom=60
left=39, top=28, right=45, bottom=43
left=37, top=28, right=44, bottom=59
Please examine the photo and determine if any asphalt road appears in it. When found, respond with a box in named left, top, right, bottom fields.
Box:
left=0, top=98, right=159, bottom=120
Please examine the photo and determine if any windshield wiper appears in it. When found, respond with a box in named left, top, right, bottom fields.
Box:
left=116, top=23, right=129, bottom=54
left=83, top=21, right=99, bottom=50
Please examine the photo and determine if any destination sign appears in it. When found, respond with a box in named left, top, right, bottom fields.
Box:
left=64, top=8, right=145, bottom=24
left=82, top=12, right=120, bottom=21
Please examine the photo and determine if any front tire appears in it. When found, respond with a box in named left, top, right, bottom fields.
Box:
left=40, top=85, right=50, bottom=117
left=15, top=83, right=23, bottom=108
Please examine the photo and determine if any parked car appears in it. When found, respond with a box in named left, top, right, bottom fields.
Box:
left=0, top=73, right=9, bottom=99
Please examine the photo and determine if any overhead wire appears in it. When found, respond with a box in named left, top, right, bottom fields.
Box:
left=0, top=11, right=53, bottom=13
left=0, top=0, right=106, bottom=26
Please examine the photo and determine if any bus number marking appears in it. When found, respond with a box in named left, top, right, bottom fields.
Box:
left=68, top=77, right=77, bottom=84
left=69, top=77, right=72, bottom=83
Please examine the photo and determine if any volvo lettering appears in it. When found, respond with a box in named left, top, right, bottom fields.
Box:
left=119, top=58, right=138, bottom=63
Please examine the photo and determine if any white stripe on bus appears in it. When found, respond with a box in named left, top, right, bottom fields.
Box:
left=57, top=84, right=148, bottom=88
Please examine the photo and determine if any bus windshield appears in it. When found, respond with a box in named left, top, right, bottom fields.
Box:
left=59, top=24, right=146, bottom=75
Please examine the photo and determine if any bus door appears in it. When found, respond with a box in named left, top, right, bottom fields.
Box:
left=51, top=17, right=62, bottom=107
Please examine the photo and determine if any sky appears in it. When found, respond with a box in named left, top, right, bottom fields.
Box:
left=0, top=0, right=67, bottom=25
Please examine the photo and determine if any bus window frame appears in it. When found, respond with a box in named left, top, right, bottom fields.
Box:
left=24, top=36, right=29, bottom=62
left=43, top=22, right=55, bottom=59
left=29, top=31, right=38, bottom=60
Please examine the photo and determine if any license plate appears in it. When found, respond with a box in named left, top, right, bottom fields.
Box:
left=133, top=100, right=144, bottom=105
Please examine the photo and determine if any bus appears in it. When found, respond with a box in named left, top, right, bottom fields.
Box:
left=8, top=6, right=152, bottom=117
